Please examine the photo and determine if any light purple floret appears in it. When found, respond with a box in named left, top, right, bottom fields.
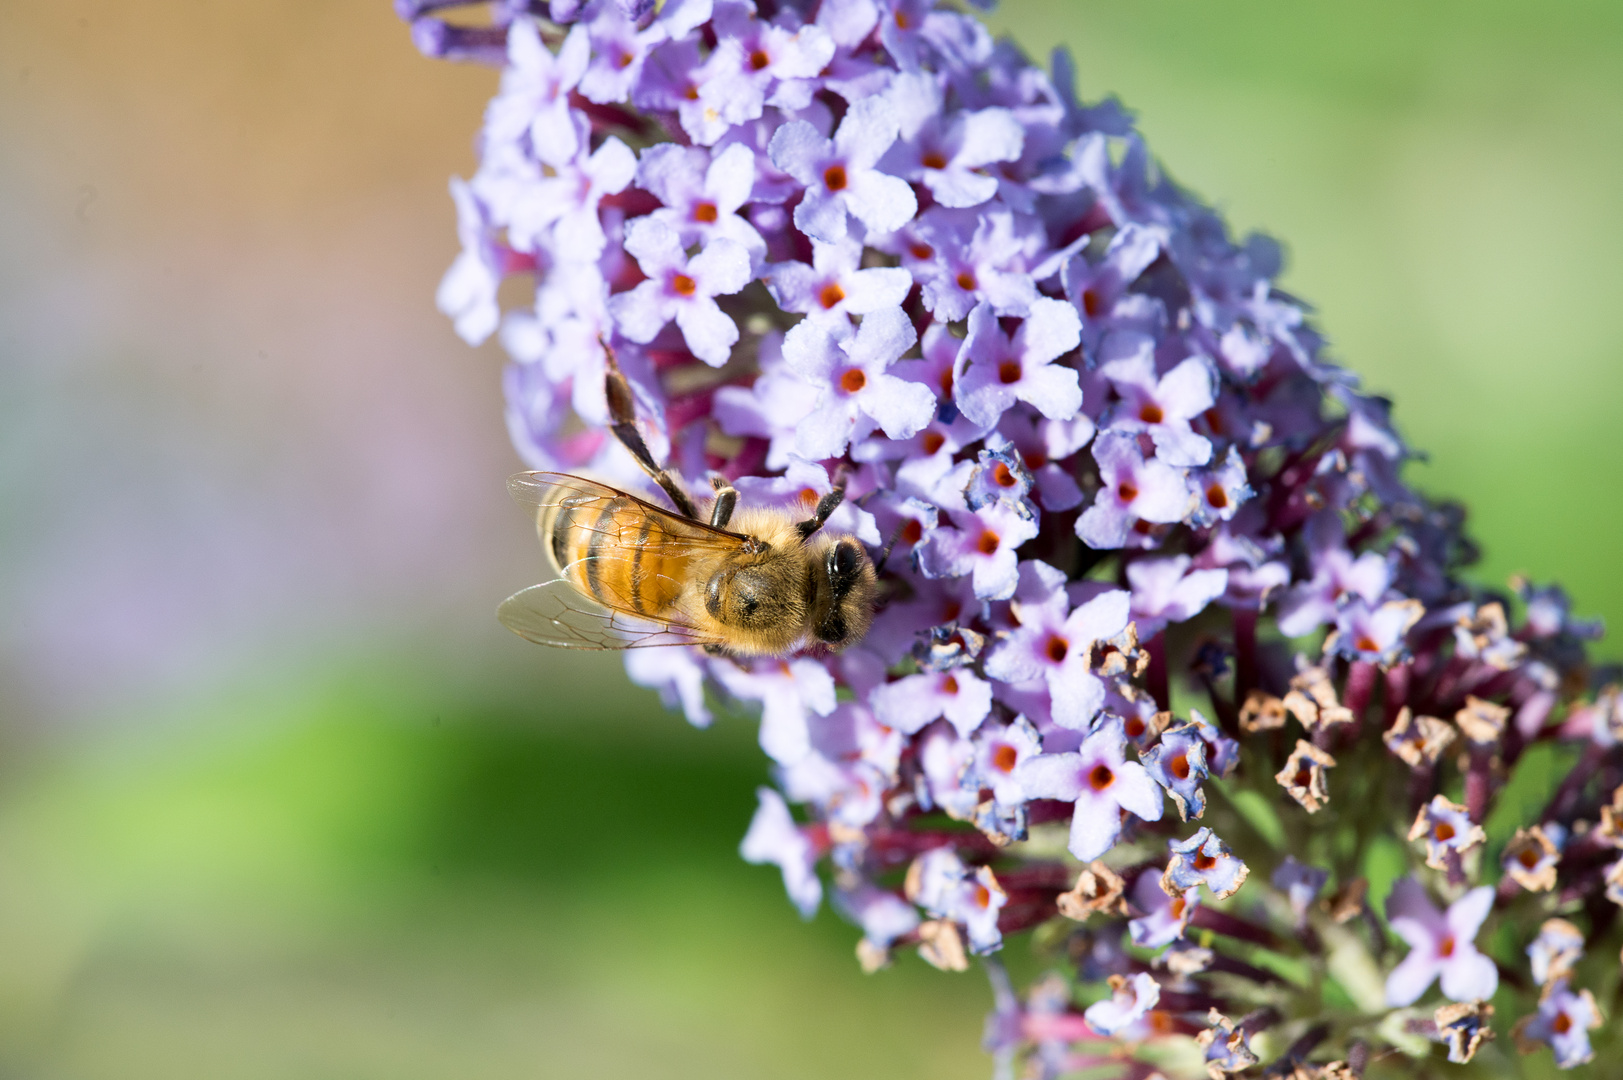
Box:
left=1384, top=878, right=1498, bottom=1006
left=1014, top=715, right=1163, bottom=860
left=769, top=96, right=917, bottom=243
left=740, top=787, right=822, bottom=918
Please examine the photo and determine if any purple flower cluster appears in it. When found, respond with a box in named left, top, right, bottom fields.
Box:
left=403, top=0, right=1621, bottom=1074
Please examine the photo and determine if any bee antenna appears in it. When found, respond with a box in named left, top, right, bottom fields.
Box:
left=873, top=521, right=906, bottom=576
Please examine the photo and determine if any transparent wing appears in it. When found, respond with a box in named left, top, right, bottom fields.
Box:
left=497, top=580, right=722, bottom=650
left=507, top=471, right=745, bottom=557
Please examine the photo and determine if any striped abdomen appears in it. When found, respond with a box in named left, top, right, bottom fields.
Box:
left=541, top=494, right=695, bottom=619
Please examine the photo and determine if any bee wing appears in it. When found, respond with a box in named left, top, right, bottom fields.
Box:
left=507, top=471, right=747, bottom=556
left=497, top=580, right=722, bottom=650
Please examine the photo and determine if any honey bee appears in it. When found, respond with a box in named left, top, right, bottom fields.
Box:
left=497, top=357, right=878, bottom=656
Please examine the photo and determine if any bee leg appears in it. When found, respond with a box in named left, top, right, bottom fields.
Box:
left=709, top=476, right=738, bottom=530
left=603, top=347, right=700, bottom=520
left=795, top=485, right=847, bottom=541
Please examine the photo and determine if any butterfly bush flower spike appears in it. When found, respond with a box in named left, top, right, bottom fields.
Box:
left=404, top=2, right=1622, bottom=1074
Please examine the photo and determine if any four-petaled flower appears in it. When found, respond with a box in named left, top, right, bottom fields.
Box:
left=1384, top=878, right=1498, bottom=1006
left=954, top=299, right=1083, bottom=427
left=1015, top=715, right=1163, bottom=860
left=609, top=218, right=752, bottom=366
left=769, top=96, right=918, bottom=243
left=985, top=572, right=1130, bottom=729
left=1077, top=431, right=1191, bottom=549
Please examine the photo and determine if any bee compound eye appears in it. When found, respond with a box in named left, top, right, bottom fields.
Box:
left=828, top=541, right=860, bottom=579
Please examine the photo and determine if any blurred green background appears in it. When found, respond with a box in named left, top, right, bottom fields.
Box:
left=0, top=1, right=1618, bottom=1076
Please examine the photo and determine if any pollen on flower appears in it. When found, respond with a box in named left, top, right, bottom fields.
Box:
left=956, top=269, right=977, bottom=290
left=922, top=151, right=948, bottom=170
left=991, top=744, right=1018, bottom=772
left=749, top=49, right=770, bottom=71
left=1206, top=483, right=1228, bottom=509
left=1139, top=403, right=1164, bottom=424
left=693, top=201, right=718, bottom=223
left=839, top=369, right=867, bottom=393
left=823, top=164, right=848, bottom=191
left=818, top=282, right=846, bottom=309
left=1089, top=764, right=1115, bottom=790
left=976, top=531, right=1000, bottom=554
left=671, top=272, right=697, bottom=296
left=1118, top=480, right=1139, bottom=501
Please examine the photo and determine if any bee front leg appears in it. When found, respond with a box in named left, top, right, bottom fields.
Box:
left=602, top=344, right=700, bottom=521
left=795, top=485, right=846, bottom=541
left=709, top=476, right=738, bottom=530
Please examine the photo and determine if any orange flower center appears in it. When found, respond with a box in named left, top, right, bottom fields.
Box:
left=840, top=369, right=867, bottom=393
left=823, top=164, right=848, bottom=191
left=693, top=201, right=718, bottom=223
left=1088, top=763, right=1115, bottom=791
left=672, top=273, right=697, bottom=296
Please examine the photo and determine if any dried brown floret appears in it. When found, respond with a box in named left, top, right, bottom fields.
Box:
left=1275, top=739, right=1336, bottom=812
left=1282, top=664, right=1355, bottom=732
left=916, top=919, right=968, bottom=971
left=1596, top=784, right=1623, bottom=849
left=1502, top=825, right=1561, bottom=892
left=1454, top=601, right=1526, bottom=669
left=1455, top=695, right=1510, bottom=744
left=1383, top=706, right=1456, bottom=766
left=1196, top=1009, right=1259, bottom=1078
left=1239, top=689, right=1289, bottom=732
left=1321, top=877, right=1368, bottom=924
left=1056, top=860, right=1128, bottom=920
left=1434, top=1000, right=1495, bottom=1064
